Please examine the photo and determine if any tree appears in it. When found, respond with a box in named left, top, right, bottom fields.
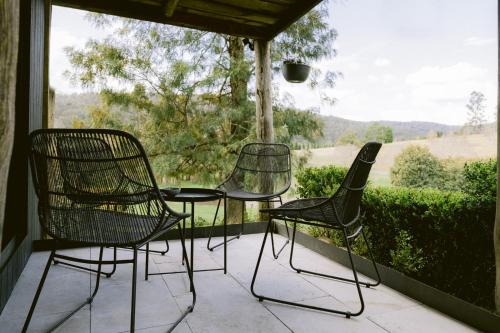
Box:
left=65, top=3, right=335, bottom=185
left=390, top=145, right=444, bottom=188
left=466, top=91, right=487, bottom=133
left=336, top=129, right=361, bottom=146
left=364, top=123, right=393, bottom=143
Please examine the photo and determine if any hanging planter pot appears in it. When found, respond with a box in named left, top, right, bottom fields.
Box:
left=282, top=60, right=311, bottom=83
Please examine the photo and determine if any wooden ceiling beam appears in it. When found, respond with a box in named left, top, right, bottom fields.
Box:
left=53, top=0, right=271, bottom=39
left=267, top=0, right=323, bottom=38
left=180, top=0, right=278, bottom=25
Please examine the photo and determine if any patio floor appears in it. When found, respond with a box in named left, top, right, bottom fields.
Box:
left=0, top=234, right=477, bottom=333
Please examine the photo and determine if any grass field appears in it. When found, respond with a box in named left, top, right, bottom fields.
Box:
left=160, top=133, right=496, bottom=221
left=301, top=133, right=497, bottom=186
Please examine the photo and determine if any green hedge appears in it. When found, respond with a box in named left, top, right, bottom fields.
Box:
left=296, top=165, right=496, bottom=309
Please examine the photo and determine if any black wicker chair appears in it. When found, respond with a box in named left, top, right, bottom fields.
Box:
left=251, top=142, right=382, bottom=318
left=24, top=129, right=195, bottom=333
left=206, top=143, right=292, bottom=258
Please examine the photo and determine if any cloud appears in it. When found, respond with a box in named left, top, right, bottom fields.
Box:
left=406, top=62, right=487, bottom=84
left=464, top=36, right=496, bottom=46
left=49, top=28, right=86, bottom=93
left=319, top=55, right=361, bottom=72
left=403, top=62, right=496, bottom=124
left=374, top=58, right=391, bottom=67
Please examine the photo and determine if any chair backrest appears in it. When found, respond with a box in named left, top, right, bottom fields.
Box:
left=29, top=129, right=166, bottom=240
left=331, top=142, right=382, bottom=226
left=222, top=143, right=291, bottom=197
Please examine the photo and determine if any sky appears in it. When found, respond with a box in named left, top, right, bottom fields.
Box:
left=50, top=0, right=498, bottom=125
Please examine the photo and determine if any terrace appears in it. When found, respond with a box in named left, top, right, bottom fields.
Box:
left=0, top=0, right=499, bottom=332
left=0, top=235, right=475, bottom=332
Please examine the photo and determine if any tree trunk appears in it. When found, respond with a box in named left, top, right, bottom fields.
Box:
left=47, top=87, right=55, bottom=128
left=254, top=39, right=274, bottom=144
left=254, top=39, right=274, bottom=221
left=495, top=3, right=500, bottom=313
left=226, top=36, right=250, bottom=224
left=0, top=0, right=20, bottom=250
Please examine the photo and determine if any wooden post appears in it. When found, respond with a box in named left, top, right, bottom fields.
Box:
left=495, top=1, right=500, bottom=314
left=255, top=39, right=274, bottom=144
left=255, top=39, right=274, bottom=220
left=0, top=0, right=20, bottom=250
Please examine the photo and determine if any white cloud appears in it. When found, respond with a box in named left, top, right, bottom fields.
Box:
left=464, top=36, right=496, bottom=46
left=49, top=28, right=86, bottom=93
left=374, top=58, right=391, bottom=67
left=404, top=62, right=496, bottom=124
left=322, top=55, right=361, bottom=72
left=405, top=62, right=489, bottom=99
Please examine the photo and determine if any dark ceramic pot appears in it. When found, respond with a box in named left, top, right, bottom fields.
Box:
left=282, top=62, right=311, bottom=83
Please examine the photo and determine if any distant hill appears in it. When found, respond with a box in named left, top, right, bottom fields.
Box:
left=319, top=116, right=460, bottom=143
left=53, top=92, right=463, bottom=142
left=54, top=93, right=100, bottom=127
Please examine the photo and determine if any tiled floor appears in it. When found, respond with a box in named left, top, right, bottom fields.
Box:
left=0, top=234, right=478, bottom=332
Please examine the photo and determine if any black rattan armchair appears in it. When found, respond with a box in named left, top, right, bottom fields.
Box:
left=206, top=143, right=292, bottom=258
left=24, top=129, right=195, bottom=333
left=251, top=142, right=382, bottom=318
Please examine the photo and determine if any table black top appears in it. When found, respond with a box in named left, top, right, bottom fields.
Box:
left=161, top=187, right=224, bottom=203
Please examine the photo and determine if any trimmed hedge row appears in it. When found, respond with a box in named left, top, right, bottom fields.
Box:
left=295, top=166, right=496, bottom=309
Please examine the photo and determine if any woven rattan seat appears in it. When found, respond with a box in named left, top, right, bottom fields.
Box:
left=47, top=209, right=180, bottom=246
left=252, top=142, right=383, bottom=318
left=24, top=129, right=195, bottom=333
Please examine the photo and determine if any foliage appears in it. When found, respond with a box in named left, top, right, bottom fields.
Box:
left=390, top=230, right=426, bottom=274
left=466, top=91, right=487, bottom=133
left=65, top=4, right=335, bottom=183
left=439, top=157, right=466, bottom=191
left=462, top=159, right=497, bottom=202
left=390, top=145, right=444, bottom=188
left=272, top=2, right=340, bottom=91
left=274, top=106, right=323, bottom=144
left=364, top=123, right=393, bottom=143
left=296, top=166, right=496, bottom=309
left=335, top=128, right=361, bottom=146
left=296, top=165, right=348, bottom=198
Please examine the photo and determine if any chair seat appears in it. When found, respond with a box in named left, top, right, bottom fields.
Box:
left=263, top=197, right=335, bottom=224
left=47, top=209, right=181, bottom=246
left=224, top=189, right=279, bottom=201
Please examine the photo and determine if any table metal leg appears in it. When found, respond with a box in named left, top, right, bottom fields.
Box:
left=190, top=202, right=195, bottom=291
left=224, top=194, right=227, bottom=274
left=182, top=202, right=186, bottom=265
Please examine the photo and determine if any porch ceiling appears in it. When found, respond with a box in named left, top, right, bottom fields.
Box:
left=52, top=0, right=323, bottom=40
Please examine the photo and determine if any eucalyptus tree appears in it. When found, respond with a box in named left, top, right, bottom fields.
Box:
left=65, top=3, right=336, bottom=184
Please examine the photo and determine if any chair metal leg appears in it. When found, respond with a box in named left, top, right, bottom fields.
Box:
left=206, top=198, right=222, bottom=251
left=288, top=223, right=380, bottom=288
left=167, top=224, right=197, bottom=333
left=269, top=198, right=290, bottom=259
left=251, top=219, right=367, bottom=318
left=250, top=217, right=272, bottom=302
left=22, top=250, right=55, bottom=333
left=207, top=199, right=244, bottom=251
left=53, top=246, right=117, bottom=278
left=361, top=228, right=381, bottom=287
left=343, top=228, right=365, bottom=317
left=120, top=240, right=170, bottom=256
left=145, top=242, right=150, bottom=280
left=131, top=247, right=138, bottom=333
left=23, top=247, right=106, bottom=333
